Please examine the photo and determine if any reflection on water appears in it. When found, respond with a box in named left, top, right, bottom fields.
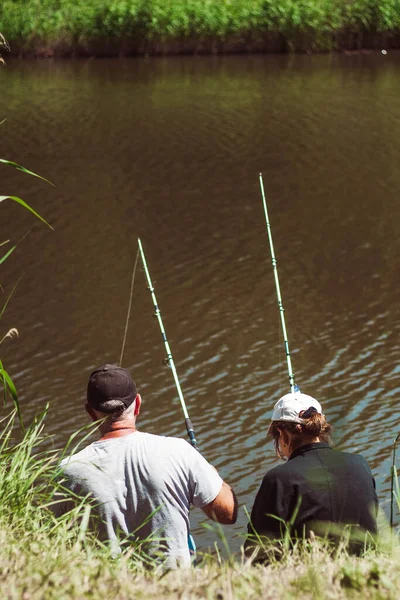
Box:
left=1, top=53, right=400, bottom=545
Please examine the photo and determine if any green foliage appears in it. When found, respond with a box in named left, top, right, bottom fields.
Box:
left=0, top=410, right=55, bottom=519
left=93, top=1, right=144, bottom=39
left=344, top=0, right=400, bottom=30
left=376, top=0, right=400, bottom=30
left=1, top=1, right=400, bottom=52
left=345, top=0, right=377, bottom=28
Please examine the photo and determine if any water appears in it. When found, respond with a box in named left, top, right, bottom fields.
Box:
left=1, top=53, right=400, bottom=549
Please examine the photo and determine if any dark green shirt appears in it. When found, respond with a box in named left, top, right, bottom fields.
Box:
left=247, top=442, right=378, bottom=546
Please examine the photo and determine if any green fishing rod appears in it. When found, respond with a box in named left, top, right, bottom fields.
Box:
left=259, top=173, right=297, bottom=393
left=390, top=432, right=400, bottom=528
left=138, top=238, right=198, bottom=448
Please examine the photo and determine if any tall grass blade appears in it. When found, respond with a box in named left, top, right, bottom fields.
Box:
left=201, top=521, right=232, bottom=561
left=0, top=244, right=16, bottom=265
left=0, top=231, right=31, bottom=267
left=0, top=361, right=23, bottom=429
left=0, top=196, right=53, bottom=230
left=0, top=159, right=54, bottom=186
left=0, top=411, right=16, bottom=455
left=57, top=419, right=100, bottom=466
left=76, top=504, right=92, bottom=547
left=0, top=276, right=22, bottom=320
left=283, top=495, right=302, bottom=550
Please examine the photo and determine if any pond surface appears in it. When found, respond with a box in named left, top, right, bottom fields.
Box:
left=1, top=53, right=400, bottom=549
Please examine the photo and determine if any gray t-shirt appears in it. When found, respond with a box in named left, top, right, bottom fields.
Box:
left=56, top=431, right=223, bottom=567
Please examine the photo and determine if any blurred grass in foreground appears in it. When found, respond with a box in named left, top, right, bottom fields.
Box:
left=0, top=406, right=399, bottom=599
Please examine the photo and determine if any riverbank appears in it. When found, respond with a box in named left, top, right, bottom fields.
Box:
left=1, top=0, right=400, bottom=57
left=2, top=517, right=400, bottom=599
left=0, top=409, right=399, bottom=600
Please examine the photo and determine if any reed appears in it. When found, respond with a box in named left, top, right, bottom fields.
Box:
left=0, top=113, right=53, bottom=419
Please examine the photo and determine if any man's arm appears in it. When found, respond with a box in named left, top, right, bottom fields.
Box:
left=201, top=481, right=238, bottom=524
left=185, top=441, right=237, bottom=524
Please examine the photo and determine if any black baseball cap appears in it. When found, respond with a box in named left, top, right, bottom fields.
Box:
left=87, top=364, right=137, bottom=414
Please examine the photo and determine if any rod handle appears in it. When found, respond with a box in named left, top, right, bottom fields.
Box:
left=185, top=418, right=198, bottom=449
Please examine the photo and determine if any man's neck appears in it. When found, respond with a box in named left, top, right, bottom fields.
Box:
left=99, top=417, right=137, bottom=440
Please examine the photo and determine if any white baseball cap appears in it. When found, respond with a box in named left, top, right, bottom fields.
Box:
left=270, top=392, right=322, bottom=424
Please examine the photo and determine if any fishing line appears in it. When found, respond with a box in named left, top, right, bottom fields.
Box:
left=138, top=238, right=198, bottom=448
left=390, top=432, right=400, bottom=528
left=119, top=246, right=140, bottom=367
left=259, top=172, right=297, bottom=393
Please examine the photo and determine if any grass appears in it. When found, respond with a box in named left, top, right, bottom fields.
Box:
left=0, top=406, right=399, bottom=599
left=1, top=1, right=400, bottom=55
left=0, top=113, right=53, bottom=420
left=391, top=433, right=400, bottom=526
left=1, top=522, right=400, bottom=599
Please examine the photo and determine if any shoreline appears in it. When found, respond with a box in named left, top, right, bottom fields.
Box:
left=5, top=31, right=400, bottom=59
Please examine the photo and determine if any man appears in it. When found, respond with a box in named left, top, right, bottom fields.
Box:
left=55, top=364, right=237, bottom=568
left=245, top=392, right=378, bottom=560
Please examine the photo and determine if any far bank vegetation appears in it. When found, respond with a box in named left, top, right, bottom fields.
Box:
left=1, top=0, right=400, bottom=56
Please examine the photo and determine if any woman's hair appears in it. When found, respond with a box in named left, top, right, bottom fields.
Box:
left=269, top=408, right=333, bottom=459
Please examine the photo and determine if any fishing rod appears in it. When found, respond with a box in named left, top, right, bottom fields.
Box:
left=137, top=238, right=198, bottom=448
left=390, top=432, right=400, bottom=528
left=259, top=172, right=296, bottom=394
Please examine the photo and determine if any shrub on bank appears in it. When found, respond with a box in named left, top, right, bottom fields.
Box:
left=1, top=0, right=400, bottom=55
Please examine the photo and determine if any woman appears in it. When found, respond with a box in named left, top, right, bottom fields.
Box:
left=246, top=392, right=378, bottom=557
